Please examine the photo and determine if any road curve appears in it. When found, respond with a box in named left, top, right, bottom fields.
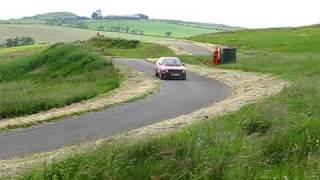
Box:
left=162, top=40, right=212, bottom=55
left=0, top=59, right=231, bottom=160
left=0, top=41, right=229, bottom=160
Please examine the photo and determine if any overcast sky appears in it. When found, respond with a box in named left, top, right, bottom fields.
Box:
left=0, top=0, right=319, bottom=28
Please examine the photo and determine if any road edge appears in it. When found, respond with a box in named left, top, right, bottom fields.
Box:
left=0, top=63, right=160, bottom=132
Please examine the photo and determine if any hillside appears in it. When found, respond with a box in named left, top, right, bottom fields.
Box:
left=0, top=43, right=120, bottom=118
left=23, top=12, right=79, bottom=20
left=21, top=26, right=320, bottom=179
left=158, top=19, right=241, bottom=31
left=0, top=24, right=166, bottom=44
left=0, top=11, right=238, bottom=38
left=84, top=36, right=174, bottom=58
left=84, top=19, right=219, bottom=38
left=191, top=26, right=320, bottom=54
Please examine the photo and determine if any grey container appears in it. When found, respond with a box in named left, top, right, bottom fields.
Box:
left=220, top=48, right=237, bottom=64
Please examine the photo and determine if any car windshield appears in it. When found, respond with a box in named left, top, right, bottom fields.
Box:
left=162, top=59, right=182, bottom=66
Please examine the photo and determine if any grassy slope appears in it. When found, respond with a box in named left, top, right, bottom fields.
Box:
left=84, top=37, right=175, bottom=59
left=31, top=12, right=78, bottom=20
left=0, top=44, right=48, bottom=61
left=20, top=26, right=320, bottom=179
left=0, top=43, right=120, bottom=119
left=103, top=42, right=174, bottom=59
left=85, top=20, right=217, bottom=38
left=190, top=26, right=320, bottom=80
left=160, top=20, right=241, bottom=31
left=0, top=12, right=78, bottom=24
left=0, top=24, right=167, bottom=44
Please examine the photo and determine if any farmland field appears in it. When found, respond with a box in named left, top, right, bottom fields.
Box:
left=0, top=24, right=167, bottom=44
left=84, top=19, right=219, bottom=38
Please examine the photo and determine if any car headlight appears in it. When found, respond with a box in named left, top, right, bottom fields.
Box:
left=163, top=69, right=169, bottom=73
left=182, top=70, right=186, bottom=73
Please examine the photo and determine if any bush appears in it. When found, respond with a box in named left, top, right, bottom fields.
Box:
left=85, top=37, right=140, bottom=49
left=263, top=120, right=320, bottom=164
left=241, top=102, right=288, bottom=135
left=242, top=118, right=272, bottom=135
left=1, top=36, right=35, bottom=48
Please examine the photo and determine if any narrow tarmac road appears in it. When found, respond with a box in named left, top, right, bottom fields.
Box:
left=162, top=40, right=212, bottom=55
left=0, top=42, right=230, bottom=160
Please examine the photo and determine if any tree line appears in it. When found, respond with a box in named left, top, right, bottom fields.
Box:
left=97, top=25, right=145, bottom=35
left=46, top=20, right=89, bottom=29
left=0, top=37, right=35, bottom=48
left=96, top=25, right=173, bottom=37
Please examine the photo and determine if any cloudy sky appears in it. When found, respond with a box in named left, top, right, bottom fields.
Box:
left=0, top=0, right=319, bottom=28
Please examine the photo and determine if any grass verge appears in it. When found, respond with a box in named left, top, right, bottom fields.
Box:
left=0, top=43, right=120, bottom=119
left=0, top=64, right=160, bottom=132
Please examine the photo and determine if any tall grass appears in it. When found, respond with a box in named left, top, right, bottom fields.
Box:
left=0, top=44, right=47, bottom=61
left=0, top=43, right=120, bottom=119
left=84, top=37, right=175, bottom=58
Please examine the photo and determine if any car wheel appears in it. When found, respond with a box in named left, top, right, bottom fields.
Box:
left=182, top=74, right=187, bottom=80
left=160, top=73, right=165, bottom=80
left=155, top=71, right=158, bottom=77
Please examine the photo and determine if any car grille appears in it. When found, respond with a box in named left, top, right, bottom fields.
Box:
left=168, top=70, right=183, bottom=73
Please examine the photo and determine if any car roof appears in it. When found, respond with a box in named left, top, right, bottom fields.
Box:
left=159, top=57, right=180, bottom=60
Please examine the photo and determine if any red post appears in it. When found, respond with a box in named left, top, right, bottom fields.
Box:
left=213, top=48, right=219, bottom=65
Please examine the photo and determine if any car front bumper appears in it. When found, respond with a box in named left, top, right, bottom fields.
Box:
left=163, top=71, right=186, bottom=79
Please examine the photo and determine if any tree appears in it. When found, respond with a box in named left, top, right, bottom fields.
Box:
left=125, top=26, right=130, bottom=33
left=165, top=32, right=172, bottom=37
left=91, top=12, right=98, bottom=19
left=96, top=9, right=102, bottom=17
left=97, top=26, right=105, bottom=31
left=74, top=22, right=88, bottom=29
left=91, top=9, right=103, bottom=19
left=24, top=37, right=35, bottom=45
left=115, top=26, right=121, bottom=32
left=5, top=38, right=15, bottom=47
left=3, top=37, right=35, bottom=48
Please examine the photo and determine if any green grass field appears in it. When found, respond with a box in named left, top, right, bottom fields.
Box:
left=19, top=26, right=320, bottom=179
left=0, top=44, right=48, bottom=61
left=0, top=43, right=120, bottom=119
left=84, top=20, right=218, bottom=38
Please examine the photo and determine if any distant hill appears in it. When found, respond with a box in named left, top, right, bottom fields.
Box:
left=156, top=19, right=242, bottom=31
left=22, top=12, right=87, bottom=20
